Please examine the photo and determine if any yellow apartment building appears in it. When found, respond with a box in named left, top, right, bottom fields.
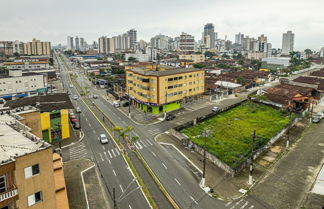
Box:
left=126, top=67, right=205, bottom=114
left=179, top=54, right=205, bottom=63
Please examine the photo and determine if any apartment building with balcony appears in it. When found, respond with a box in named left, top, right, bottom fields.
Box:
left=126, top=67, right=205, bottom=114
left=0, top=113, right=56, bottom=209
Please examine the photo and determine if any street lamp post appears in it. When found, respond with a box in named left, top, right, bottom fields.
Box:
left=286, top=108, right=292, bottom=148
left=200, top=129, right=210, bottom=188
left=248, top=130, right=256, bottom=185
left=128, top=87, right=131, bottom=118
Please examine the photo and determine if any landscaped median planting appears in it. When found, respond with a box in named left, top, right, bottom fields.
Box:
left=181, top=102, right=293, bottom=168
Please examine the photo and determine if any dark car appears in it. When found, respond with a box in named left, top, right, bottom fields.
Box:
left=122, top=102, right=130, bottom=107
left=165, top=114, right=176, bottom=121
left=73, top=121, right=81, bottom=129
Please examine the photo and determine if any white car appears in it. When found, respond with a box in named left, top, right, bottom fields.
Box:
left=73, top=95, right=78, bottom=100
left=212, top=106, right=221, bottom=112
left=76, top=107, right=81, bottom=113
left=99, top=134, right=108, bottom=144
left=69, top=84, right=74, bottom=88
left=113, top=101, right=120, bottom=107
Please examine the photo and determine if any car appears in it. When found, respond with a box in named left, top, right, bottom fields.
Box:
left=113, top=101, right=120, bottom=107
left=92, top=94, right=98, bottom=99
left=69, top=84, right=74, bottom=88
left=99, top=134, right=108, bottom=144
left=73, top=121, right=81, bottom=129
left=212, top=106, right=221, bottom=112
left=76, top=107, right=81, bottom=113
left=165, top=114, right=176, bottom=121
left=73, top=95, right=78, bottom=100
left=312, top=113, right=323, bottom=123
left=122, top=101, right=130, bottom=107
left=71, top=118, right=78, bottom=123
left=69, top=115, right=77, bottom=119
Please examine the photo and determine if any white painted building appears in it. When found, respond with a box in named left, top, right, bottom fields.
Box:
left=125, top=53, right=150, bottom=62
left=320, top=47, right=324, bottom=57
left=262, top=57, right=290, bottom=67
left=281, top=31, right=294, bottom=55
left=0, top=70, right=46, bottom=99
left=3, top=61, right=49, bottom=70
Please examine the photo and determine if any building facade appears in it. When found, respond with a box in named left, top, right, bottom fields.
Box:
left=0, top=70, right=46, bottom=99
left=0, top=114, right=56, bottom=209
left=127, top=29, right=137, bottom=49
left=23, top=39, right=51, bottom=56
left=281, top=31, right=294, bottom=55
left=202, top=23, right=216, bottom=49
left=67, top=36, right=74, bottom=50
left=180, top=32, right=195, bottom=54
left=235, top=32, right=244, bottom=45
left=178, top=54, right=205, bottom=63
left=126, top=68, right=205, bottom=114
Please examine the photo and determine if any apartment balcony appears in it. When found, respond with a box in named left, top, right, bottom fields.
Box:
left=0, top=186, right=18, bottom=204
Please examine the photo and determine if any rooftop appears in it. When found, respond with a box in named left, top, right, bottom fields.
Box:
left=5, top=93, right=74, bottom=112
left=0, top=114, right=50, bottom=164
left=127, top=67, right=204, bottom=76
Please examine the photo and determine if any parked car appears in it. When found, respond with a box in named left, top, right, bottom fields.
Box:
left=73, top=95, right=78, bottom=100
left=71, top=118, right=78, bottom=123
left=122, top=101, right=130, bottom=107
left=92, top=94, right=98, bottom=99
left=73, top=121, right=81, bottom=129
left=165, top=114, right=176, bottom=121
left=69, top=84, right=74, bottom=88
left=212, top=106, right=221, bottom=112
left=312, top=112, right=324, bottom=123
left=99, top=134, right=108, bottom=144
left=113, top=101, right=120, bottom=107
left=69, top=115, right=77, bottom=120
left=76, top=107, right=81, bottom=113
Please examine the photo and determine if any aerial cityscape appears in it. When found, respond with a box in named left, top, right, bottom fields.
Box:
left=0, top=0, right=324, bottom=209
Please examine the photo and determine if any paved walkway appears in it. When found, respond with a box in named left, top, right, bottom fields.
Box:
left=251, top=121, right=324, bottom=209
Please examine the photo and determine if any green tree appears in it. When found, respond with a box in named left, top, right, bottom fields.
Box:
left=304, top=49, right=313, bottom=58
left=112, top=126, right=123, bottom=140
left=128, top=57, right=137, bottom=62
left=204, top=51, right=216, bottom=58
left=13, top=52, right=20, bottom=57
left=193, top=63, right=206, bottom=69
left=49, top=58, right=54, bottom=66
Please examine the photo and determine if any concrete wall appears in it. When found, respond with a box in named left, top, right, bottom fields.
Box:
left=15, top=148, right=56, bottom=209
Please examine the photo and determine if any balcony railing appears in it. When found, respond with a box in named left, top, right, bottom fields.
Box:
left=0, top=187, right=18, bottom=202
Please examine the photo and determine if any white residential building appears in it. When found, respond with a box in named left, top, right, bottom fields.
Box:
left=67, top=36, right=74, bottom=50
left=0, top=70, right=46, bottom=99
left=320, top=47, right=324, bottom=57
left=281, top=31, right=294, bottom=55
left=125, top=52, right=150, bottom=62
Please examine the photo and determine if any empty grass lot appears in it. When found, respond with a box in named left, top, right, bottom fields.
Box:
left=181, top=102, right=291, bottom=167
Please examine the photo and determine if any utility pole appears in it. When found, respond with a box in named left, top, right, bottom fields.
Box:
left=113, top=187, right=117, bottom=209
left=248, top=130, right=256, bottom=185
left=200, top=129, right=210, bottom=188
left=164, top=91, right=167, bottom=119
left=128, top=87, right=131, bottom=118
left=286, top=109, right=292, bottom=148
left=78, top=111, right=81, bottom=128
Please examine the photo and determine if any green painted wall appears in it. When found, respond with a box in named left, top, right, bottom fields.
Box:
left=152, top=106, right=159, bottom=115
left=164, top=102, right=181, bottom=112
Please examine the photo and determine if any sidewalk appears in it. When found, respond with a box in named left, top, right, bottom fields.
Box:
left=155, top=117, right=310, bottom=201
left=63, top=159, right=111, bottom=209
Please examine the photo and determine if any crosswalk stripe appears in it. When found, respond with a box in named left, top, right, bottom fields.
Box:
left=134, top=142, right=139, bottom=149
left=111, top=149, right=116, bottom=157
left=136, top=141, right=143, bottom=149
left=107, top=150, right=112, bottom=158
left=146, top=139, right=153, bottom=146
left=248, top=206, right=254, bottom=209
left=115, top=148, right=120, bottom=155
left=240, top=201, right=249, bottom=209
left=141, top=140, right=147, bottom=147
left=225, top=202, right=232, bottom=207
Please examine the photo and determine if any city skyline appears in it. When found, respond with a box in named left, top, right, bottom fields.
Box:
left=0, top=0, right=323, bottom=50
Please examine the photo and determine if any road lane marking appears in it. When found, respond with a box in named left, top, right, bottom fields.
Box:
left=103, top=146, right=105, bottom=150
left=134, top=143, right=139, bottom=149
left=174, top=178, right=181, bottom=186
left=146, top=139, right=153, bottom=146
left=151, top=151, right=156, bottom=157
left=108, top=159, right=111, bottom=164
left=111, top=149, right=116, bottom=157
left=248, top=206, right=254, bottom=209
left=89, top=123, right=92, bottom=127
left=240, top=201, right=249, bottom=209
left=107, top=150, right=112, bottom=158
left=115, top=148, right=120, bottom=155
left=119, top=184, right=124, bottom=193
left=92, top=130, right=96, bottom=134
left=225, top=202, right=232, bottom=207
left=190, top=195, right=198, bottom=205
left=99, top=153, right=104, bottom=162
left=113, top=169, right=116, bottom=176
left=129, top=205, right=132, bottom=209
left=162, top=163, right=167, bottom=170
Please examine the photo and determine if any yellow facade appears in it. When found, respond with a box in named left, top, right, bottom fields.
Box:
left=40, top=110, right=70, bottom=143
left=126, top=68, right=205, bottom=106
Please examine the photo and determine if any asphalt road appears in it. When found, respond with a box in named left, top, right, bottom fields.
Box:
left=55, top=52, right=273, bottom=209
left=55, top=52, right=151, bottom=209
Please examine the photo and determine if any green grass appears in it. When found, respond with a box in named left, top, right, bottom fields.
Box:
left=181, top=102, right=291, bottom=167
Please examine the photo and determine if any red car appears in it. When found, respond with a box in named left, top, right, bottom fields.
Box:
left=71, top=118, right=78, bottom=123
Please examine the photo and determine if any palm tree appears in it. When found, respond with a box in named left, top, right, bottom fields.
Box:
left=112, top=125, right=123, bottom=140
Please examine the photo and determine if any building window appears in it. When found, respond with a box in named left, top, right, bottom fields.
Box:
left=24, top=164, right=40, bottom=179
left=168, top=78, right=173, bottom=81
left=27, top=191, right=43, bottom=206
left=0, top=175, right=5, bottom=193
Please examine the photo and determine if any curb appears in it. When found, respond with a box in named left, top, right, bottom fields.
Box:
left=62, top=130, right=85, bottom=149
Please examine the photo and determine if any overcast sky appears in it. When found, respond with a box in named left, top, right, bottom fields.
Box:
left=1, top=0, right=323, bottom=50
